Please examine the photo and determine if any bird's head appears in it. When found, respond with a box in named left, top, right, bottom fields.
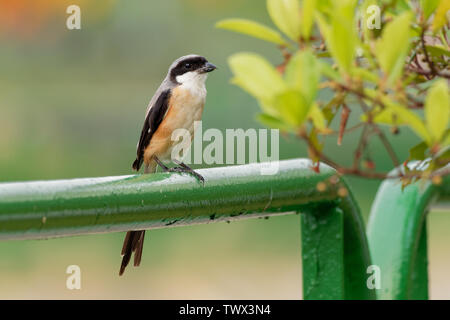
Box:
left=168, top=54, right=216, bottom=85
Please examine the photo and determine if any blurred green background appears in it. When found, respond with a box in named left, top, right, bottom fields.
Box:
left=0, top=0, right=448, bottom=299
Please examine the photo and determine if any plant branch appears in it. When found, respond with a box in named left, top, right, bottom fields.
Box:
left=353, top=124, right=370, bottom=169
left=420, top=28, right=437, bottom=75
left=406, top=66, right=450, bottom=79
left=300, top=133, right=449, bottom=180
left=338, top=104, right=351, bottom=145
left=358, top=98, right=400, bottom=167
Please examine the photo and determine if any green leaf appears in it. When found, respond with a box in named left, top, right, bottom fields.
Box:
left=315, top=12, right=330, bottom=39
left=373, top=105, right=430, bottom=143
left=301, top=0, right=317, bottom=39
left=361, top=0, right=381, bottom=39
left=425, top=45, right=450, bottom=58
left=323, top=94, right=345, bottom=124
left=385, top=106, right=431, bottom=144
left=285, top=50, right=320, bottom=105
left=435, top=145, right=450, bottom=168
left=316, top=51, right=332, bottom=58
left=368, top=108, right=397, bottom=124
left=267, top=0, right=301, bottom=41
left=353, top=67, right=379, bottom=83
left=364, top=89, right=432, bottom=143
left=318, top=0, right=358, bottom=73
left=409, top=141, right=428, bottom=160
left=316, top=0, right=333, bottom=16
left=425, top=79, right=450, bottom=142
left=257, top=113, right=293, bottom=131
left=228, top=52, right=287, bottom=114
left=375, top=11, right=413, bottom=84
left=308, top=103, right=327, bottom=131
left=394, top=0, right=412, bottom=11
left=318, top=60, right=341, bottom=82
left=421, top=0, right=440, bottom=19
left=275, top=89, right=310, bottom=126
left=433, top=0, right=450, bottom=31
left=443, top=132, right=450, bottom=147
left=308, top=128, right=323, bottom=162
left=216, top=19, right=289, bottom=46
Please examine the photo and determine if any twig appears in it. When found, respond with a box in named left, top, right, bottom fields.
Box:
left=406, top=66, right=450, bottom=79
left=300, top=134, right=449, bottom=180
left=370, top=125, right=400, bottom=167
left=338, top=104, right=351, bottom=146
left=358, top=98, right=400, bottom=167
left=352, top=124, right=370, bottom=169
left=318, top=123, right=364, bottom=136
left=420, top=28, right=437, bottom=75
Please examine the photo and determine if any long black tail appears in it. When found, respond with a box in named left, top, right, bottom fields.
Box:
left=119, top=230, right=146, bottom=276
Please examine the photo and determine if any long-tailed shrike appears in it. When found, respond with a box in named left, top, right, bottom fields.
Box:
left=119, top=55, right=216, bottom=275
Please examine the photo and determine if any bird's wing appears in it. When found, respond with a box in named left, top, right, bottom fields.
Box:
left=132, top=89, right=171, bottom=171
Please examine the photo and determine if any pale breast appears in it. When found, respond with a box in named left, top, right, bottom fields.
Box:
left=144, top=85, right=205, bottom=162
left=167, top=85, right=205, bottom=134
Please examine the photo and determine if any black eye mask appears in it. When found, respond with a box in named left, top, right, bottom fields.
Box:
left=170, top=57, right=207, bottom=82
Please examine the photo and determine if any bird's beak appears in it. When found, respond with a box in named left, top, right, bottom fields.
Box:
left=201, top=62, right=217, bottom=73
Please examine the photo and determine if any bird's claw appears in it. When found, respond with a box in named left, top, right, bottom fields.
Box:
left=168, top=162, right=205, bottom=185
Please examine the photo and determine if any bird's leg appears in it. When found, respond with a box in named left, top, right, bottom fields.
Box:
left=153, top=156, right=204, bottom=184
left=171, top=159, right=205, bottom=185
left=153, top=156, right=170, bottom=172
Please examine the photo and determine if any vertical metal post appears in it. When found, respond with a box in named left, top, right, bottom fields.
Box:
left=301, top=205, right=345, bottom=299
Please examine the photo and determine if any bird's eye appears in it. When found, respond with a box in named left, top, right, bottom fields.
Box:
left=185, top=63, right=191, bottom=69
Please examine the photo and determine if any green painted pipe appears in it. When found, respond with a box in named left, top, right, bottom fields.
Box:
left=0, top=159, right=373, bottom=299
left=367, top=168, right=450, bottom=300
left=0, top=159, right=347, bottom=239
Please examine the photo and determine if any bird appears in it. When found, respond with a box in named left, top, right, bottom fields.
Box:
left=119, top=54, right=216, bottom=276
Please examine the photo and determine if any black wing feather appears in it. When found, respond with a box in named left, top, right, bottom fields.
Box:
left=132, top=89, right=171, bottom=171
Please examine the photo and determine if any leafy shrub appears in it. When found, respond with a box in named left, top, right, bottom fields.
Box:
left=217, top=0, right=449, bottom=185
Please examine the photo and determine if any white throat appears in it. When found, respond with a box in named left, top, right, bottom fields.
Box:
left=176, top=71, right=207, bottom=97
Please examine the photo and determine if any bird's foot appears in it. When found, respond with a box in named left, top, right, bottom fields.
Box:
left=153, top=156, right=204, bottom=184
left=170, top=160, right=205, bottom=185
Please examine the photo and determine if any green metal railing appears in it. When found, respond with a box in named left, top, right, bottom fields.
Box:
left=367, top=167, right=450, bottom=300
left=0, top=159, right=374, bottom=299
left=1, top=158, right=448, bottom=299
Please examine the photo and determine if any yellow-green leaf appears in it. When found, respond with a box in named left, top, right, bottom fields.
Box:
left=444, top=131, right=450, bottom=147
left=371, top=106, right=431, bottom=143
left=353, top=67, right=379, bottom=83
left=275, top=89, right=310, bottom=126
left=366, top=108, right=394, bottom=124
left=316, top=0, right=333, bottom=15
left=267, top=0, right=301, bottom=41
left=364, top=89, right=432, bottom=143
left=409, top=141, right=428, bottom=160
left=301, top=0, right=317, bottom=39
left=257, top=113, right=293, bottom=131
left=320, top=0, right=358, bottom=74
left=375, top=11, right=413, bottom=84
left=285, top=50, right=320, bottom=105
left=318, top=60, right=341, bottom=81
left=361, top=0, right=380, bottom=38
left=315, top=12, right=330, bottom=40
left=308, top=103, right=327, bottom=131
left=228, top=53, right=287, bottom=111
left=432, top=0, right=450, bottom=31
left=421, top=0, right=440, bottom=19
left=216, top=19, right=289, bottom=46
left=425, top=79, right=450, bottom=142
left=425, top=45, right=450, bottom=58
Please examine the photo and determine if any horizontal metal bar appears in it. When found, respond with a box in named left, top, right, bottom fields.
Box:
left=0, top=158, right=375, bottom=299
left=0, top=159, right=350, bottom=240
